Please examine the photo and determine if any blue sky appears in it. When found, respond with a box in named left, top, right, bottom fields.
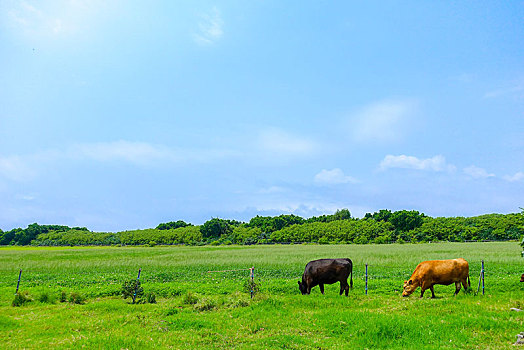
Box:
left=1, top=1, right=523, bottom=232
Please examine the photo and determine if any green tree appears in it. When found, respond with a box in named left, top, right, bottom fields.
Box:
left=332, top=209, right=352, bottom=221
left=366, top=209, right=393, bottom=222
left=248, top=214, right=304, bottom=233
left=230, top=225, right=263, bottom=244
left=0, top=229, right=16, bottom=245
left=156, top=220, right=192, bottom=230
left=307, top=209, right=352, bottom=223
left=390, top=210, right=424, bottom=232
left=200, top=218, right=240, bottom=239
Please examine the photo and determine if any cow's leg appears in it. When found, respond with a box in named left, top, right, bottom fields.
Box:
left=339, top=279, right=348, bottom=295
left=339, top=281, right=348, bottom=296
left=454, top=281, right=461, bottom=295
left=319, top=284, right=325, bottom=295
left=420, top=288, right=425, bottom=298
left=429, top=286, right=436, bottom=298
left=461, top=278, right=468, bottom=292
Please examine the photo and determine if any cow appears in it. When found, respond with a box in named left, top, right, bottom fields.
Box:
left=520, top=273, right=524, bottom=282
left=298, top=258, right=353, bottom=296
left=402, top=258, right=470, bottom=298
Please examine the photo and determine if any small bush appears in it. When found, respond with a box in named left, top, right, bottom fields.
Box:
left=193, top=298, right=216, bottom=312
left=226, top=292, right=249, bottom=308
left=69, top=292, right=86, bottom=304
left=146, top=292, right=156, bottom=304
left=12, top=291, right=32, bottom=307
left=122, top=279, right=144, bottom=301
left=183, top=291, right=199, bottom=305
left=242, top=278, right=260, bottom=297
left=170, top=289, right=182, bottom=297
left=166, top=307, right=179, bottom=316
left=60, top=291, right=67, bottom=303
left=37, top=291, right=56, bottom=304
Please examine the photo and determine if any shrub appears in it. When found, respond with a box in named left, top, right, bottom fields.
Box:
left=12, top=291, right=32, bottom=307
left=193, top=298, right=216, bottom=312
left=146, top=292, right=156, bottom=304
left=60, top=291, right=67, bottom=303
left=226, top=292, right=250, bottom=308
left=37, top=291, right=56, bottom=304
left=122, top=279, right=144, bottom=301
left=69, top=292, right=86, bottom=304
left=242, top=278, right=260, bottom=297
left=166, top=307, right=179, bottom=316
left=182, top=291, right=199, bottom=305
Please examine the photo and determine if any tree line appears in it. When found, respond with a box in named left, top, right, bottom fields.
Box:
left=1, top=209, right=523, bottom=247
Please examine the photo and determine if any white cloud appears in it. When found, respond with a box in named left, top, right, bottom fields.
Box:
left=257, top=128, right=317, bottom=157
left=15, top=194, right=36, bottom=201
left=350, top=99, right=417, bottom=144
left=194, top=7, right=223, bottom=45
left=379, top=154, right=455, bottom=172
left=314, top=168, right=358, bottom=185
left=503, top=172, right=524, bottom=182
left=463, top=165, right=495, bottom=179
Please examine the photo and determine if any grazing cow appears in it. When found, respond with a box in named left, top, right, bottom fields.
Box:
left=298, top=258, right=353, bottom=296
left=520, top=274, right=524, bottom=282
left=402, top=258, right=470, bottom=298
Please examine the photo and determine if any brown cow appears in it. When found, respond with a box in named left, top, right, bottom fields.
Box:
left=402, top=258, right=470, bottom=298
left=520, top=273, right=524, bottom=282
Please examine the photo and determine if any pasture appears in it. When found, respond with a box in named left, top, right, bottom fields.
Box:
left=0, top=242, right=523, bottom=349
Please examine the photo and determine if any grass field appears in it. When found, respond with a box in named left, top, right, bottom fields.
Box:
left=1, top=242, right=523, bottom=349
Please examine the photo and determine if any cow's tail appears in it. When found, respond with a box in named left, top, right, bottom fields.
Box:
left=467, top=275, right=471, bottom=288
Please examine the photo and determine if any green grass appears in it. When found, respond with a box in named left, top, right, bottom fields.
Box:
left=1, top=242, right=523, bottom=349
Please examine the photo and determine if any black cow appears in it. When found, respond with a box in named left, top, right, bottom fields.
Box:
left=298, top=258, right=353, bottom=296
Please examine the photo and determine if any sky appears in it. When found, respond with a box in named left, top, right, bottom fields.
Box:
left=1, top=1, right=523, bottom=232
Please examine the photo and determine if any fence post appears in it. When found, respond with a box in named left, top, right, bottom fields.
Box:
left=132, top=268, right=142, bottom=304
left=249, top=266, right=255, bottom=299
left=476, top=260, right=485, bottom=295
left=481, top=260, right=485, bottom=295
left=365, top=264, right=368, bottom=295
left=15, top=269, right=22, bottom=295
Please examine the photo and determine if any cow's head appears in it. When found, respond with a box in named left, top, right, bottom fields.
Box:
left=402, top=279, right=418, bottom=297
left=298, top=281, right=308, bottom=295
left=520, top=274, right=524, bottom=282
